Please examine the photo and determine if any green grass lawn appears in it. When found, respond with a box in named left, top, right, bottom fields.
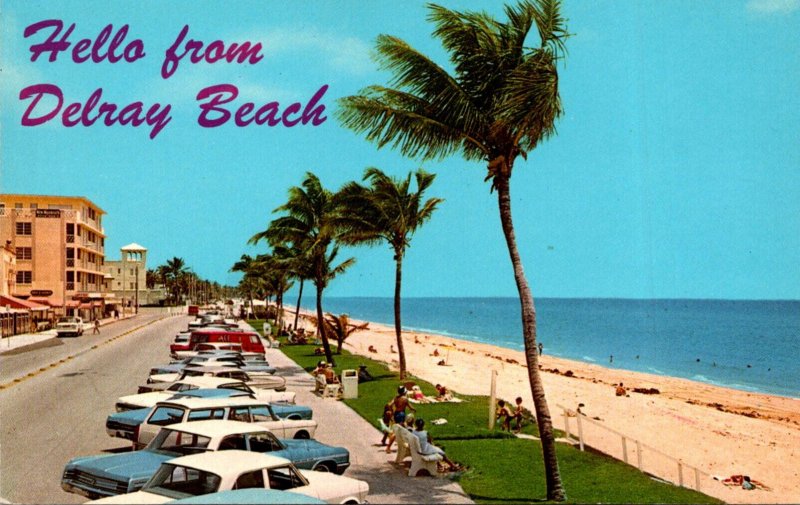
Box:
left=250, top=321, right=720, bottom=504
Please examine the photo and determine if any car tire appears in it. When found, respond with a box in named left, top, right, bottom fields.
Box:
left=293, top=431, right=310, bottom=439
left=313, top=461, right=336, bottom=473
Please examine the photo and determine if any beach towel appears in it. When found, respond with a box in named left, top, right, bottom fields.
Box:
left=409, top=396, right=464, bottom=404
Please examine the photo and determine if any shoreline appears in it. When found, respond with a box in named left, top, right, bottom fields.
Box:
left=285, top=305, right=800, bottom=504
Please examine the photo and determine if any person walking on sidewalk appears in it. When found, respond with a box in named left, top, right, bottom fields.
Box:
left=93, top=319, right=100, bottom=335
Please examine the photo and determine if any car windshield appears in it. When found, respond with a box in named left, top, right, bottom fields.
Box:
left=143, top=463, right=221, bottom=499
left=149, top=429, right=212, bottom=457
left=167, top=383, right=197, bottom=392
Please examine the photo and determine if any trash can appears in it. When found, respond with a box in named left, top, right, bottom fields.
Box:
left=341, top=369, right=358, bottom=399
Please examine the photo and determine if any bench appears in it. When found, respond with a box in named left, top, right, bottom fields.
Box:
left=393, top=425, right=442, bottom=477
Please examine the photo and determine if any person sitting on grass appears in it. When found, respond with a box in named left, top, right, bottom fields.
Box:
left=434, top=384, right=452, bottom=401
left=496, top=399, right=513, bottom=431
left=413, top=418, right=463, bottom=472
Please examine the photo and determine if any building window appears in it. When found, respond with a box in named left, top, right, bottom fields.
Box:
left=30, top=203, right=38, bottom=209
left=15, top=203, right=23, bottom=209
left=16, top=247, right=33, bottom=260
left=117, top=268, right=121, bottom=274
left=15, top=222, right=32, bottom=235
left=130, top=282, right=135, bottom=289
left=16, top=271, right=32, bottom=284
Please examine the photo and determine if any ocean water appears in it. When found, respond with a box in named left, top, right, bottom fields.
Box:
left=303, top=297, right=800, bottom=399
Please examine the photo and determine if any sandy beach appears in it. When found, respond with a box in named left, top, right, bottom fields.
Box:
left=289, top=309, right=800, bottom=504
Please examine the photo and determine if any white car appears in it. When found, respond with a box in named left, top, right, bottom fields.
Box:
left=148, top=366, right=287, bottom=392
left=135, top=397, right=317, bottom=448
left=55, top=316, right=84, bottom=337
left=116, top=377, right=295, bottom=412
left=173, top=342, right=245, bottom=359
left=88, top=451, right=369, bottom=504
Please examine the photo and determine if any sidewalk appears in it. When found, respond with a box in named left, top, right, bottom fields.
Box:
left=263, top=343, right=474, bottom=504
left=0, top=314, right=137, bottom=353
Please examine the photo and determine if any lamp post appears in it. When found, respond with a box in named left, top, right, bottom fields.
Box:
left=135, top=264, right=139, bottom=314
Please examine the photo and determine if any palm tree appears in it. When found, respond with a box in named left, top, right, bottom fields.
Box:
left=267, top=173, right=355, bottom=366
left=231, top=254, right=264, bottom=317
left=164, top=257, right=188, bottom=305
left=320, top=313, right=369, bottom=354
left=336, top=1, right=568, bottom=499
left=339, top=168, right=442, bottom=378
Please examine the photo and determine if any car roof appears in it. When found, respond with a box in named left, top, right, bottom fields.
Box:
left=175, top=377, right=245, bottom=388
left=182, top=365, right=244, bottom=373
left=163, top=420, right=271, bottom=438
left=172, top=389, right=250, bottom=400
left=165, top=450, right=291, bottom=473
left=169, top=489, right=325, bottom=504
left=155, top=396, right=266, bottom=408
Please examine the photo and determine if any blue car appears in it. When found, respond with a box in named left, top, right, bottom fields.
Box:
left=63, top=420, right=349, bottom=499
left=169, top=489, right=326, bottom=504
left=105, top=390, right=313, bottom=442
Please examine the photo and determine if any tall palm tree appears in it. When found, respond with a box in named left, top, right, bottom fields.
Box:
left=266, top=173, right=355, bottom=366
left=164, top=257, right=188, bottom=305
left=339, top=168, right=442, bottom=379
left=336, top=1, right=568, bottom=499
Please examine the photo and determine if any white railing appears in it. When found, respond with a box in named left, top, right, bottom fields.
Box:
left=557, top=404, right=709, bottom=492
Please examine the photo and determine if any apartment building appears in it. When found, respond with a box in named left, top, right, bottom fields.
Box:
left=0, top=194, right=110, bottom=320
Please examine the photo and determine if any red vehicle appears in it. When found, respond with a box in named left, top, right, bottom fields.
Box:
left=188, top=328, right=265, bottom=354
left=188, top=305, right=200, bottom=316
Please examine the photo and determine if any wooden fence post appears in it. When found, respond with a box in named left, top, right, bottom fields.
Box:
left=636, top=440, right=643, bottom=470
left=576, top=412, right=585, bottom=451
left=621, top=436, right=628, bottom=463
left=694, top=468, right=700, bottom=490
left=563, top=411, right=571, bottom=440
left=488, top=370, right=497, bottom=429
left=678, top=462, right=684, bottom=487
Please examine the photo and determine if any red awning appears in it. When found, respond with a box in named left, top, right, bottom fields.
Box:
left=0, top=295, right=49, bottom=311
left=29, top=298, right=59, bottom=307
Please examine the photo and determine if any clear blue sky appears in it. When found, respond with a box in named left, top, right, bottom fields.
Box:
left=2, top=0, right=798, bottom=300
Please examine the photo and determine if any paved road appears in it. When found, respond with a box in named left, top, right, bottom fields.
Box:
left=0, top=310, right=185, bottom=504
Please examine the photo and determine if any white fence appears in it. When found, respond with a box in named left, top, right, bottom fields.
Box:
left=557, top=404, right=709, bottom=492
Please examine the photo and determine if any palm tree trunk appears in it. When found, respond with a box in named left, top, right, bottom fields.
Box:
left=394, top=254, right=407, bottom=379
left=315, top=282, right=335, bottom=366
left=496, top=173, right=565, bottom=501
left=293, top=279, right=304, bottom=331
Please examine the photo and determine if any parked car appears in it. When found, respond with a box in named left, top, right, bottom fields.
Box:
left=172, top=342, right=245, bottom=360
left=107, top=390, right=311, bottom=443
left=117, top=377, right=295, bottom=412
left=169, top=332, right=193, bottom=357
left=168, top=489, right=325, bottom=504
left=55, top=316, right=84, bottom=337
left=107, top=396, right=315, bottom=448
left=146, top=366, right=286, bottom=392
left=114, top=376, right=297, bottom=412
left=149, top=356, right=276, bottom=381
left=86, top=451, right=368, bottom=504
left=63, top=420, right=350, bottom=499
left=188, top=328, right=266, bottom=354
